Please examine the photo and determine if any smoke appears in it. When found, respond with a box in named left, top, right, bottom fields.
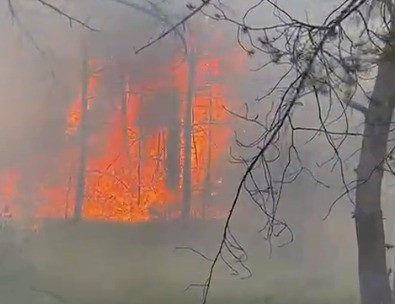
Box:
left=0, top=0, right=374, bottom=303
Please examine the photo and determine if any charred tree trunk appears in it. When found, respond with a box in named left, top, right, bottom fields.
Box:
left=120, top=75, right=131, bottom=164
left=137, top=131, right=142, bottom=207
left=120, top=76, right=135, bottom=216
left=393, top=231, right=395, bottom=295
left=202, top=85, right=213, bottom=219
left=73, top=42, right=89, bottom=222
left=181, top=50, right=196, bottom=220
left=165, top=90, right=181, bottom=190
left=355, top=46, right=395, bottom=304
left=165, top=123, right=181, bottom=190
left=136, top=93, right=144, bottom=208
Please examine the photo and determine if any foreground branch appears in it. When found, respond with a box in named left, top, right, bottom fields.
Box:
left=134, top=0, right=211, bottom=54
left=36, top=0, right=98, bottom=31
left=343, top=99, right=368, bottom=115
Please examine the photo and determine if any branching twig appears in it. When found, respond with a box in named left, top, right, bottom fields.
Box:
left=134, top=0, right=211, bottom=54
left=36, top=0, right=98, bottom=31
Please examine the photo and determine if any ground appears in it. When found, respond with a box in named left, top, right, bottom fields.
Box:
left=0, top=219, right=358, bottom=304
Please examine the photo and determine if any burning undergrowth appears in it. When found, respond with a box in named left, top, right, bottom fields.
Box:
left=0, top=14, right=246, bottom=223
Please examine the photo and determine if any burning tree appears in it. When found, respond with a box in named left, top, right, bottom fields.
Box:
left=9, top=0, right=395, bottom=303
left=59, top=29, right=241, bottom=222
left=2, top=1, right=246, bottom=223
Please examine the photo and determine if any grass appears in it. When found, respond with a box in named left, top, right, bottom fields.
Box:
left=0, top=219, right=359, bottom=304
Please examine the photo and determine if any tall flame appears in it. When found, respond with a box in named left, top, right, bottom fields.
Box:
left=1, top=37, right=245, bottom=223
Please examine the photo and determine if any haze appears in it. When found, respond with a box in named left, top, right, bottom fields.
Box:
left=0, top=1, right=386, bottom=304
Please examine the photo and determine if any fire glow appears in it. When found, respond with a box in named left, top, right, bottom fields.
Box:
left=3, top=37, right=245, bottom=223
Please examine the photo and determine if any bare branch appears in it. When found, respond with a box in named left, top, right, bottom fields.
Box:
left=110, top=0, right=188, bottom=53
left=342, top=98, right=368, bottom=115
left=36, top=0, right=99, bottom=31
left=134, top=0, right=211, bottom=54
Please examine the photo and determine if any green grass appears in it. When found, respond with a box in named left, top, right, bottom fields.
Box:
left=2, top=219, right=358, bottom=304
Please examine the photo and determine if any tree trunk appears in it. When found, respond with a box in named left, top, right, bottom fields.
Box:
left=181, top=50, right=196, bottom=220
left=120, top=74, right=131, bottom=163
left=393, top=230, right=395, bottom=297
left=355, top=51, right=395, bottom=304
left=165, top=89, right=181, bottom=190
left=73, top=41, right=89, bottom=222
left=202, top=84, right=213, bottom=219
left=136, top=93, right=143, bottom=208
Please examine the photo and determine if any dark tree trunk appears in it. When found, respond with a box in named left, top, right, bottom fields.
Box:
left=136, top=94, right=143, bottom=208
left=355, top=51, right=395, bottom=304
left=73, top=41, right=89, bottom=222
left=181, top=50, right=196, bottom=220
left=120, top=75, right=131, bottom=163
left=201, top=85, right=213, bottom=219
left=165, top=90, right=181, bottom=190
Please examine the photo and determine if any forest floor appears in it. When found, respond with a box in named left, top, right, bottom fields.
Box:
left=0, top=219, right=358, bottom=304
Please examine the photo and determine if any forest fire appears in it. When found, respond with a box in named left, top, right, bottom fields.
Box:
left=1, top=28, right=245, bottom=223
left=66, top=64, right=100, bottom=136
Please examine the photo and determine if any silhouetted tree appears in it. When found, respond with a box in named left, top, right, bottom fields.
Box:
left=73, top=38, right=89, bottom=222
left=164, top=89, right=181, bottom=191
left=181, top=46, right=196, bottom=221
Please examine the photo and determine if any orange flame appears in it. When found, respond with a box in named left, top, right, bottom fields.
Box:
left=2, top=39, right=245, bottom=223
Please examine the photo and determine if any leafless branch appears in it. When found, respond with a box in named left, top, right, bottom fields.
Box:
left=36, top=0, right=99, bottom=31
left=133, top=0, right=211, bottom=54
left=169, top=0, right=377, bottom=302
left=174, top=246, right=213, bottom=261
left=342, top=99, right=368, bottom=115
left=110, top=0, right=188, bottom=53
